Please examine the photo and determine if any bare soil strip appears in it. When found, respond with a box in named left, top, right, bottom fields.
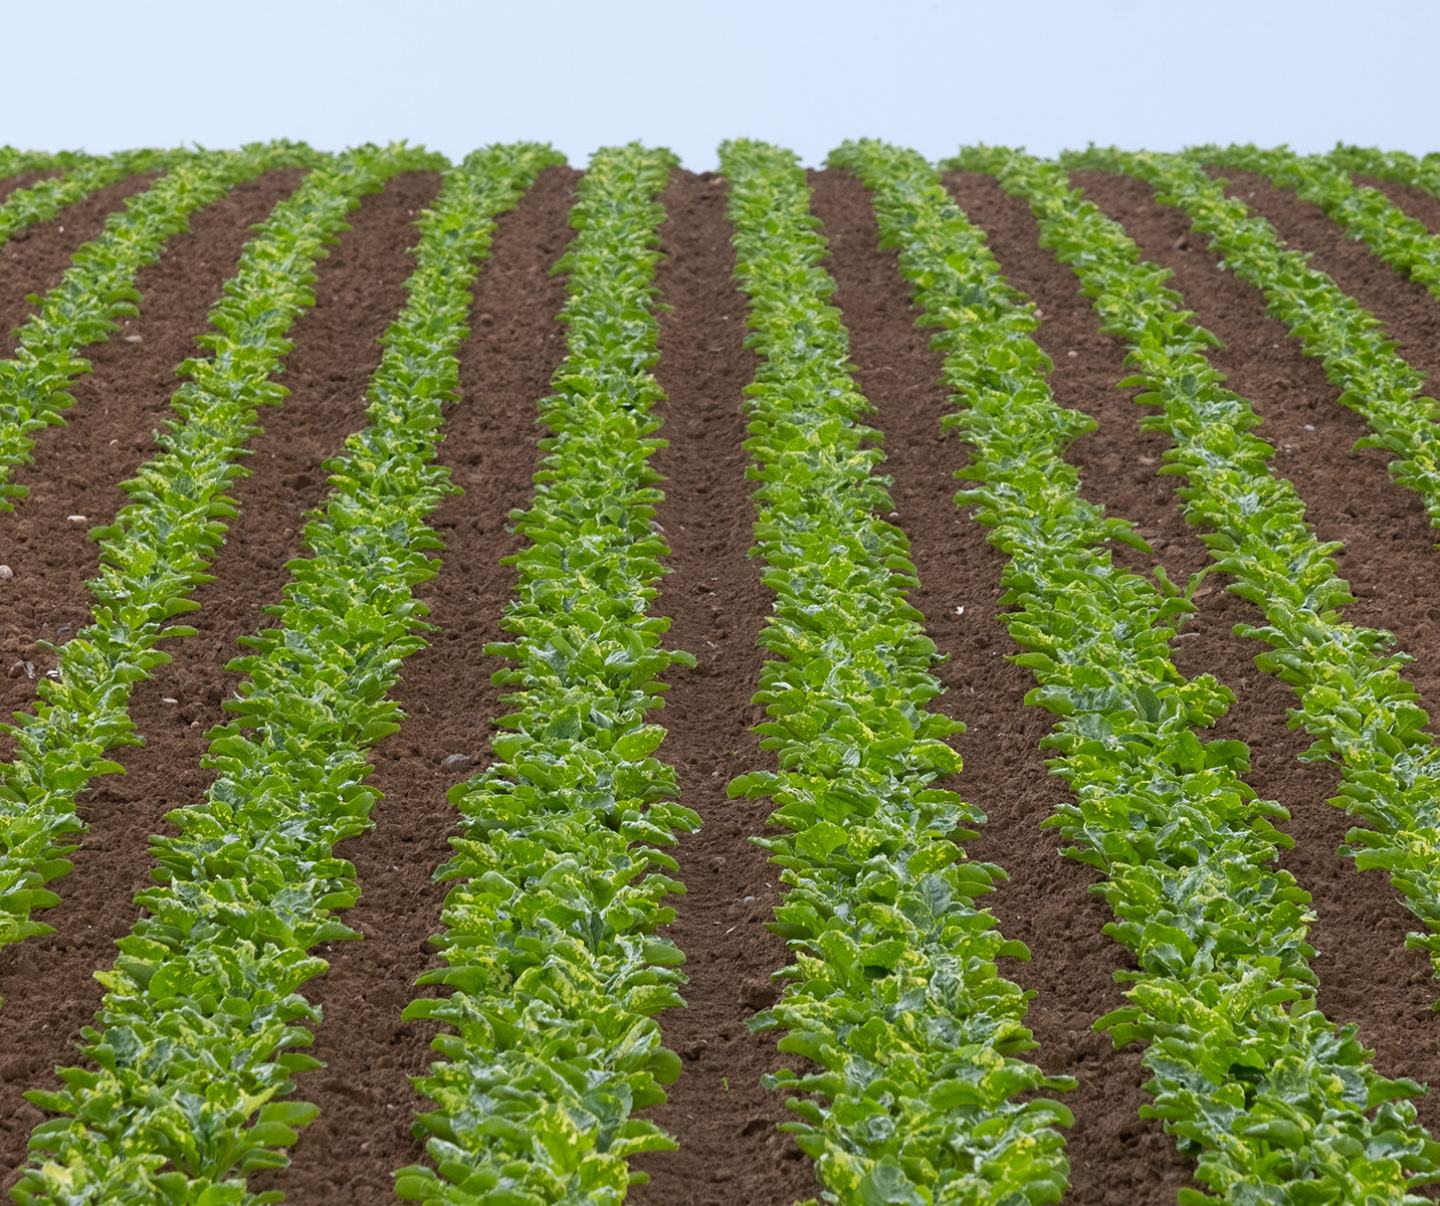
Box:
left=0, top=171, right=159, bottom=347
left=0, top=169, right=307, bottom=752
left=946, top=168, right=1440, bottom=1149
left=0, top=170, right=442, bottom=1179
left=629, top=172, right=815, bottom=1206
left=264, top=165, right=580, bottom=1203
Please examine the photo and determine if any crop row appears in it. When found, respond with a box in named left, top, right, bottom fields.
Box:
left=964, top=146, right=1440, bottom=1015
left=0, top=145, right=432, bottom=959
left=1062, top=146, right=1440, bottom=539
left=0, top=149, right=178, bottom=248
left=847, top=141, right=1440, bottom=1201
left=397, top=144, right=695, bottom=1204
left=719, top=139, right=1073, bottom=1205
left=0, top=142, right=328, bottom=508
left=1185, top=144, right=1440, bottom=301
left=12, top=144, right=557, bottom=1203
left=1328, top=145, right=1440, bottom=201
left=0, top=148, right=84, bottom=182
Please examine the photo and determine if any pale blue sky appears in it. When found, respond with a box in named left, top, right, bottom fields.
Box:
left=3, top=0, right=1434, bottom=168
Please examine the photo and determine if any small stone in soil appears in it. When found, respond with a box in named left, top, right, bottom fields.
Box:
left=739, top=977, right=779, bottom=1009
left=443, top=752, right=472, bottom=769
left=0, top=565, right=11, bottom=579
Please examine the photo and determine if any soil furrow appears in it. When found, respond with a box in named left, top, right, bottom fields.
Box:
left=946, top=168, right=1440, bottom=1149
left=807, top=165, right=1188, bottom=1203
left=629, top=172, right=813, bottom=1206
left=0, top=171, right=159, bottom=349
left=1354, top=174, right=1440, bottom=235
left=0, top=168, right=307, bottom=752
left=262, top=165, right=580, bottom=1203
left=0, top=169, right=442, bottom=1180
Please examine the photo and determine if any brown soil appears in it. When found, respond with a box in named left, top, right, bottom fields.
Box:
left=0, top=171, right=159, bottom=347
left=947, top=166, right=1440, bottom=1164
left=0, top=169, right=309, bottom=750
left=261, top=164, right=580, bottom=1203
left=0, top=169, right=443, bottom=1179
left=629, top=172, right=814, bottom=1206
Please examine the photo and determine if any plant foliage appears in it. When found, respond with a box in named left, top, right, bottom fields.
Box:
left=958, top=144, right=1440, bottom=1033
left=0, top=145, right=433, bottom=964
left=0, top=149, right=181, bottom=248
left=0, top=143, right=328, bottom=508
left=1188, top=144, right=1440, bottom=299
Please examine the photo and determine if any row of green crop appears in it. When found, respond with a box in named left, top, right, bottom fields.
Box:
left=719, top=139, right=1073, bottom=1205
left=12, top=144, right=557, bottom=1204
left=1061, top=146, right=1440, bottom=540
left=1188, top=144, right=1440, bottom=300
left=0, top=145, right=430, bottom=958
left=0, top=149, right=84, bottom=182
left=0, top=142, right=324, bottom=508
left=1328, top=145, right=1440, bottom=200
left=845, top=140, right=1440, bottom=1202
left=396, top=144, right=694, bottom=1204
left=964, top=146, right=1440, bottom=1005
left=0, top=149, right=179, bottom=249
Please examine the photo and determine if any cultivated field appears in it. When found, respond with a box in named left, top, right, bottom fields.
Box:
left=0, top=139, right=1439, bottom=1204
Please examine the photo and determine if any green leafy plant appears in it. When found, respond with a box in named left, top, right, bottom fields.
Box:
left=843, top=139, right=1440, bottom=1203
left=960, top=144, right=1440, bottom=1033
left=719, top=138, right=1073, bottom=1206
left=0, top=144, right=436, bottom=964
left=1061, top=145, right=1440, bottom=539
left=0, top=149, right=182, bottom=248
left=397, top=142, right=694, bottom=1206
left=11, top=142, right=559, bottom=1204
